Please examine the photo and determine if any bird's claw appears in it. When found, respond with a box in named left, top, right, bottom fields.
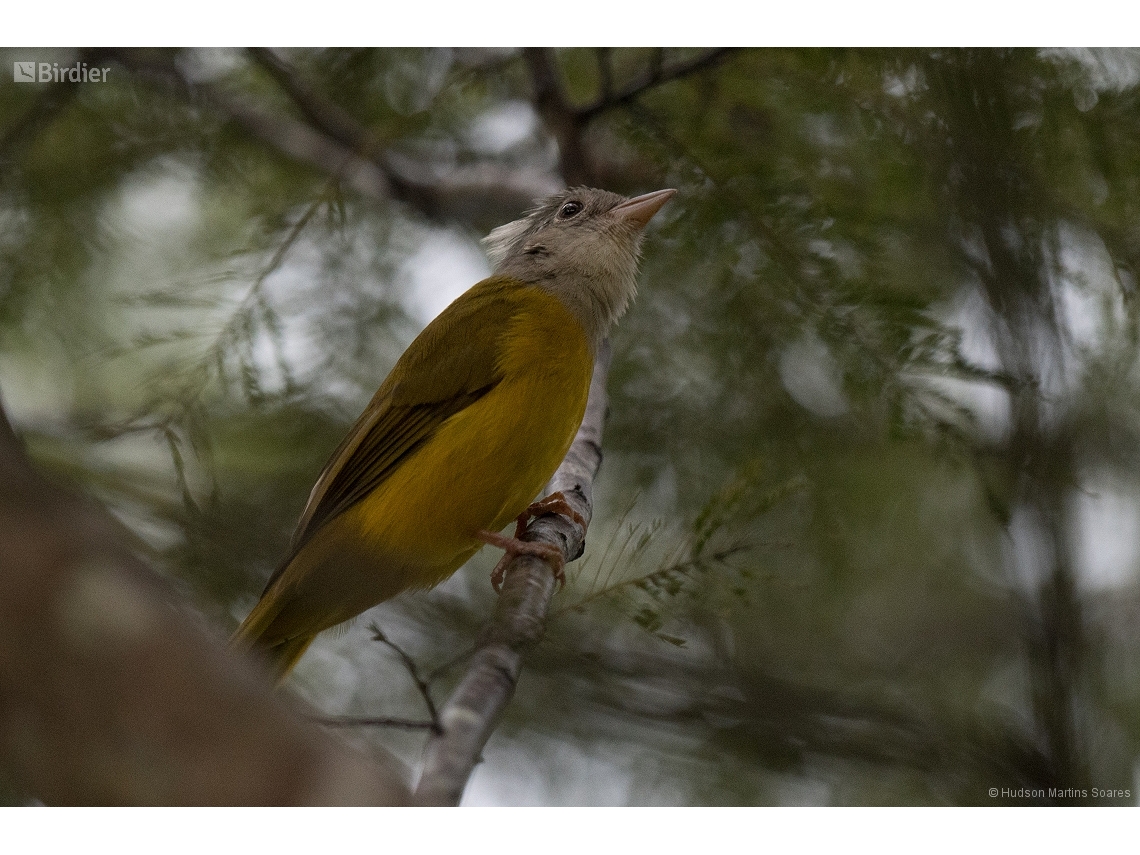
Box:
left=512, top=491, right=586, bottom=538
left=478, top=530, right=566, bottom=593
left=479, top=492, right=583, bottom=592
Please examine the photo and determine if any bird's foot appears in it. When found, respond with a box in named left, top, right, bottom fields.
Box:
left=477, top=530, right=565, bottom=593
left=480, top=492, right=585, bottom=592
left=511, top=491, right=586, bottom=539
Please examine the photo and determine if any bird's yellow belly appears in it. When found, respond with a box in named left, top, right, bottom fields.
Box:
left=282, top=293, right=593, bottom=630
left=353, top=365, right=589, bottom=572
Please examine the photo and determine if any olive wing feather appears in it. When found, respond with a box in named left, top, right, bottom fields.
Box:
left=271, top=279, right=527, bottom=587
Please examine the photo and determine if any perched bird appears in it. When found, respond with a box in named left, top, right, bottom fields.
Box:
left=232, top=186, right=675, bottom=680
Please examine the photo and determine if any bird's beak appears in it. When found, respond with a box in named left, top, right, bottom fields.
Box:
left=611, top=188, right=677, bottom=230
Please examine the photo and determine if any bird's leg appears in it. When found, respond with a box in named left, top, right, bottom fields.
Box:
left=511, top=492, right=587, bottom=538
left=478, top=530, right=565, bottom=593
left=480, top=491, right=587, bottom=593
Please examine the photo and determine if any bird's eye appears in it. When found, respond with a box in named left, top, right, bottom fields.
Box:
left=558, top=201, right=583, bottom=219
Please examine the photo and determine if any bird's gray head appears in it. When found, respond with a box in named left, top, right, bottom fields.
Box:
left=483, top=186, right=675, bottom=346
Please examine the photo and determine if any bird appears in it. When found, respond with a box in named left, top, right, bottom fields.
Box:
left=231, top=186, right=676, bottom=681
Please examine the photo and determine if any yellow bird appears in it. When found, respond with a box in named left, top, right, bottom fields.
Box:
left=232, top=186, right=675, bottom=680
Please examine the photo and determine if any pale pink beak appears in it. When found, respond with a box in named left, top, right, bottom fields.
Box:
left=611, top=188, right=677, bottom=230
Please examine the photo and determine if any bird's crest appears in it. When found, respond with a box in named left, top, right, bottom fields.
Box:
left=482, top=215, right=533, bottom=269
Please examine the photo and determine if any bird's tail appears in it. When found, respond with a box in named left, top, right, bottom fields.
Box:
left=230, top=594, right=314, bottom=684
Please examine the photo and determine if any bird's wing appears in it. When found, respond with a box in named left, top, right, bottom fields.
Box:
left=281, top=277, right=526, bottom=566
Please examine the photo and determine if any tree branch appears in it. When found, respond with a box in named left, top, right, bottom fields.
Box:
left=522, top=48, right=738, bottom=186
left=577, top=48, right=738, bottom=122
left=312, top=716, right=436, bottom=731
left=102, top=48, right=394, bottom=201
left=523, top=47, right=593, bottom=186
left=412, top=340, right=613, bottom=806
left=246, top=47, right=378, bottom=156
left=103, top=48, right=557, bottom=223
left=0, top=392, right=410, bottom=806
left=370, top=623, right=442, bottom=733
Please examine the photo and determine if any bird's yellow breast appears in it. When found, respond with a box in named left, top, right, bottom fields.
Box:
left=281, top=287, right=594, bottom=629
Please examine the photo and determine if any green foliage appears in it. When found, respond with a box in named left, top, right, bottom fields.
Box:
left=4, top=47, right=1140, bottom=805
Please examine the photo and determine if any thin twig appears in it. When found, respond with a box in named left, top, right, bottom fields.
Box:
left=246, top=48, right=380, bottom=157
left=88, top=188, right=329, bottom=448
left=311, top=715, right=438, bottom=731
left=424, top=643, right=479, bottom=685
left=551, top=542, right=753, bottom=619
left=577, top=48, right=739, bottom=121
left=223, top=184, right=330, bottom=342
left=369, top=623, right=442, bottom=734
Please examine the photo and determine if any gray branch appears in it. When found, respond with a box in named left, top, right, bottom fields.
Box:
left=412, top=340, right=613, bottom=806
